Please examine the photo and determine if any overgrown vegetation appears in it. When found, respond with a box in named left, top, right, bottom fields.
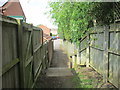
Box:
left=90, top=2, right=117, bottom=25
left=71, top=66, right=103, bottom=88
left=49, top=2, right=92, bottom=45
left=48, top=1, right=120, bottom=45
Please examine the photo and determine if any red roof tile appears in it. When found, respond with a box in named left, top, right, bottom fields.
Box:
left=38, top=25, right=51, bottom=36
left=43, top=33, right=52, bottom=42
left=2, top=0, right=26, bottom=18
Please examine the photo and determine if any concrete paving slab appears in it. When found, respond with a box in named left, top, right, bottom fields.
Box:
left=46, top=67, right=73, bottom=77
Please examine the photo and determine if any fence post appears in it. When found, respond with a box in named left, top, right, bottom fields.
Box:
left=86, top=47, right=89, bottom=67
left=76, top=48, right=80, bottom=65
left=103, top=26, right=109, bottom=83
left=72, top=56, right=75, bottom=68
left=30, top=24, right=35, bottom=86
left=17, top=20, right=25, bottom=88
left=86, top=35, right=90, bottom=67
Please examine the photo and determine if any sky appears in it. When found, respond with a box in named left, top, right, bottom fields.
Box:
left=0, top=0, right=58, bottom=29
left=1, top=0, right=119, bottom=29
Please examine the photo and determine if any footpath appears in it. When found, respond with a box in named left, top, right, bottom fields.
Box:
left=35, top=39, right=74, bottom=88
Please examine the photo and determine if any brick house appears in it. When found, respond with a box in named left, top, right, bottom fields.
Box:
left=1, top=0, right=26, bottom=22
left=38, top=24, right=52, bottom=42
left=38, top=24, right=51, bottom=36
left=43, top=33, right=52, bottom=42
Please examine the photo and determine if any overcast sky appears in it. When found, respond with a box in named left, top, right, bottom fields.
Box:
left=0, top=0, right=58, bottom=29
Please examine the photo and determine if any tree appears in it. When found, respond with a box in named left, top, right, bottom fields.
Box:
left=49, top=2, right=92, bottom=44
left=48, top=2, right=120, bottom=45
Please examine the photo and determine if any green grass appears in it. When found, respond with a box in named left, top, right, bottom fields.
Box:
left=71, top=68, right=94, bottom=88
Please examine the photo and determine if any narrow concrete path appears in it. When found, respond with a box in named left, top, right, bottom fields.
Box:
left=35, top=39, right=74, bottom=88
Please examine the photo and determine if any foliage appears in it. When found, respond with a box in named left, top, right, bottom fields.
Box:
left=89, top=2, right=115, bottom=25
left=48, top=2, right=119, bottom=44
left=49, top=2, right=92, bottom=44
left=71, top=68, right=93, bottom=88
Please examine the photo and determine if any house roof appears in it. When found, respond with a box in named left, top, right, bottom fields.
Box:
left=37, top=25, right=52, bottom=42
left=2, top=0, right=26, bottom=18
left=43, top=33, right=52, bottom=42
left=38, top=24, right=51, bottom=36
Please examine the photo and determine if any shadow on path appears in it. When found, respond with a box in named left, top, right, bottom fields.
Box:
left=50, top=50, right=70, bottom=67
left=35, top=40, right=75, bottom=88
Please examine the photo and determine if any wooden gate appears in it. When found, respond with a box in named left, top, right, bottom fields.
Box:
left=1, top=16, right=53, bottom=88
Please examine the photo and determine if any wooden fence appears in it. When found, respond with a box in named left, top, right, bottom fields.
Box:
left=1, top=15, right=53, bottom=88
left=79, top=23, right=120, bottom=89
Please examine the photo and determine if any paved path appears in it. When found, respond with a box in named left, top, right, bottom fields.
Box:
left=35, top=39, right=74, bottom=88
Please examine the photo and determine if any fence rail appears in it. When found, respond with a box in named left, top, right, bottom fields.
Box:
left=1, top=15, right=53, bottom=88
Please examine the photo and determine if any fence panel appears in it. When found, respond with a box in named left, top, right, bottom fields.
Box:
left=89, top=32, right=104, bottom=74
left=33, top=28, right=42, bottom=79
left=90, top=47, right=104, bottom=74
left=63, top=41, right=75, bottom=57
left=22, top=23, right=34, bottom=88
left=80, top=37, right=88, bottom=65
left=2, top=18, right=20, bottom=88
left=48, top=40, right=53, bottom=65
left=109, top=24, right=120, bottom=88
left=1, top=16, right=53, bottom=88
left=79, top=23, right=120, bottom=89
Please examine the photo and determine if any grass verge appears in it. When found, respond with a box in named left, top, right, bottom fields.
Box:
left=71, top=65, right=103, bottom=88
